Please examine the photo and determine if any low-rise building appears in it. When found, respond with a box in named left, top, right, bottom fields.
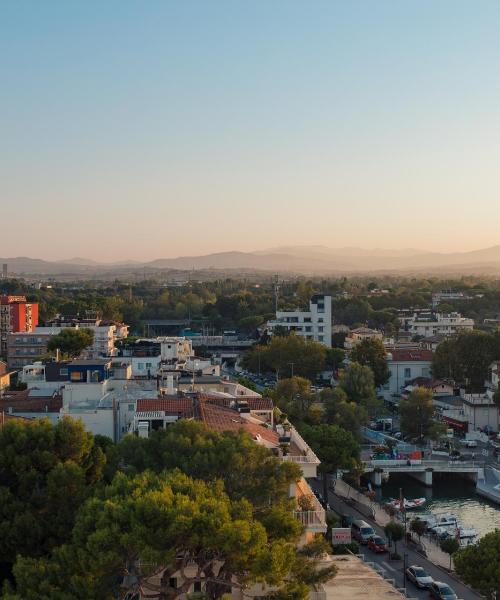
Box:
left=344, top=327, right=383, bottom=351
left=380, top=349, right=433, bottom=402
left=267, top=294, right=332, bottom=346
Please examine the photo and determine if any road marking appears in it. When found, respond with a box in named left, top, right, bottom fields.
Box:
left=381, top=561, right=397, bottom=572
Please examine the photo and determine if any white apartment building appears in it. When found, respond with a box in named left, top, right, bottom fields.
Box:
left=407, top=312, right=474, bottom=337
left=267, top=294, right=332, bottom=346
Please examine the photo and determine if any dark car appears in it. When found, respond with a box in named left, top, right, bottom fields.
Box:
left=428, top=581, right=458, bottom=599
left=367, top=535, right=388, bottom=553
left=405, top=565, right=433, bottom=588
left=340, top=514, right=354, bottom=528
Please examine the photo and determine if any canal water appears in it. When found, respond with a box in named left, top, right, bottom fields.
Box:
left=375, top=474, right=500, bottom=539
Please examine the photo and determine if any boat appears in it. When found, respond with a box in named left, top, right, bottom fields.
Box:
left=427, top=513, right=459, bottom=532
left=388, top=497, right=426, bottom=510
left=432, top=524, right=478, bottom=546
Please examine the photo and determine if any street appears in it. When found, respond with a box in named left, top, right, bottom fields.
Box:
left=323, top=485, right=483, bottom=600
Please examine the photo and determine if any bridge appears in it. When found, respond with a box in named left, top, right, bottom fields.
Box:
left=363, top=459, right=484, bottom=487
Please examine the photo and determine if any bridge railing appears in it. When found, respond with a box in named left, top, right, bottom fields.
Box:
left=364, top=459, right=482, bottom=470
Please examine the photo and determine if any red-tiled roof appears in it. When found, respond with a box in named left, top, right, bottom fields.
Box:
left=136, top=397, right=194, bottom=416
left=198, top=401, right=279, bottom=445
left=202, top=395, right=274, bottom=411
left=388, top=349, right=433, bottom=362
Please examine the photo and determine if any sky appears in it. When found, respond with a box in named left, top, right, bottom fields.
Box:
left=1, top=0, right=500, bottom=262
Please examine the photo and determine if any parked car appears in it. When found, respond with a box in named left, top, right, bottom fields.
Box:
left=428, top=582, right=458, bottom=599
left=367, top=535, right=388, bottom=553
left=405, top=565, right=433, bottom=589
left=340, top=514, right=354, bottom=528
left=351, top=520, right=375, bottom=544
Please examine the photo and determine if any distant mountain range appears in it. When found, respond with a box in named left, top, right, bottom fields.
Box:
left=3, top=245, right=500, bottom=276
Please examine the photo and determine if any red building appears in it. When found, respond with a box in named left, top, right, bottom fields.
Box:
left=0, top=295, right=39, bottom=357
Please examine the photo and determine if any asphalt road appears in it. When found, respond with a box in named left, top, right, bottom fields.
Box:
left=320, top=485, right=483, bottom=600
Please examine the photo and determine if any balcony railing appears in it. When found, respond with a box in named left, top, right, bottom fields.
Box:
left=293, top=510, right=326, bottom=528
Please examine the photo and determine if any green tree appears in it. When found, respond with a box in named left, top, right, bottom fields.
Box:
left=5, top=472, right=335, bottom=600
left=321, top=387, right=368, bottom=436
left=106, top=420, right=301, bottom=511
left=454, top=529, right=500, bottom=598
left=0, top=418, right=105, bottom=568
left=270, top=377, right=316, bottom=422
left=399, top=387, right=436, bottom=441
left=410, top=518, right=426, bottom=541
left=326, top=347, right=346, bottom=371
left=384, top=521, right=405, bottom=557
left=47, top=328, right=94, bottom=358
left=298, top=423, right=360, bottom=500
left=432, top=331, right=497, bottom=391
left=440, top=537, right=460, bottom=570
left=241, top=334, right=327, bottom=381
left=350, top=338, right=390, bottom=388
left=339, top=362, right=380, bottom=414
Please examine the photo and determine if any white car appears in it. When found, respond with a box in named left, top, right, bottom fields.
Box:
left=405, top=565, right=434, bottom=589
left=465, top=440, right=477, bottom=448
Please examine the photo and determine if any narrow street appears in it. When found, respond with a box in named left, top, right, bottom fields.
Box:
left=321, top=484, right=483, bottom=600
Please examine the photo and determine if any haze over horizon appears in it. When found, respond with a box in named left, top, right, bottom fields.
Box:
left=2, top=1, right=500, bottom=262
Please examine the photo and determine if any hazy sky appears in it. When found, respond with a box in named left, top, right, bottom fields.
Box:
left=2, top=1, right=500, bottom=261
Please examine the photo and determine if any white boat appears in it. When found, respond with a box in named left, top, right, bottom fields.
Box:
left=427, top=513, right=459, bottom=531
left=433, top=524, right=478, bottom=546
left=389, top=497, right=426, bottom=510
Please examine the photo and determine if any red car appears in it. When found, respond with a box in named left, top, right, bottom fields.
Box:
left=367, top=535, right=388, bottom=553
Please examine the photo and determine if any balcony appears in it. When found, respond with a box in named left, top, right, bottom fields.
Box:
left=281, top=426, right=321, bottom=478
left=293, top=477, right=326, bottom=533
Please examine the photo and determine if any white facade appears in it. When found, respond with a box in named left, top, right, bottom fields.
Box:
left=432, top=291, right=470, bottom=308
left=380, top=352, right=433, bottom=401
left=159, top=337, right=194, bottom=362
left=267, top=295, right=332, bottom=346
left=407, top=312, right=474, bottom=337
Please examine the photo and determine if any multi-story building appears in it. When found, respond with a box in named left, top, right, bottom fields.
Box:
left=6, top=330, right=61, bottom=369
left=267, top=294, right=332, bottom=346
left=406, top=312, right=474, bottom=338
left=380, top=348, right=433, bottom=402
left=0, top=295, right=39, bottom=357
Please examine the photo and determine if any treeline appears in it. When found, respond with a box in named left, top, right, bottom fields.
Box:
left=0, top=418, right=337, bottom=600
left=3, top=275, right=500, bottom=336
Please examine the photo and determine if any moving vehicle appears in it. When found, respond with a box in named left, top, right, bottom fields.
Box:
left=367, top=535, right=388, bottom=553
left=405, top=565, right=433, bottom=589
left=351, top=520, right=375, bottom=544
left=428, top=581, right=458, bottom=599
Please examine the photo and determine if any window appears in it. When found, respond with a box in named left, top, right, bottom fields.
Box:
left=305, top=326, right=312, bottom=332
left=146, top=362, right=152, bottom=368
left=404, top=368, right=411, bottom=379
left=70, top=371, right=83, bottom=381
left=318, top=318, right=324, bottom=323
left=318, top=326, right=324, bottom=332
left=138, top=363, right=144, bottom=370
left=60, top=368, right=68, bottom=376
left=318, top=336, right=324, bottom=342
left=169, top=577, right=177, bottom=588
left=193, top=582, right=202, bottom=593
left=304, top=317, right=311, bottom=323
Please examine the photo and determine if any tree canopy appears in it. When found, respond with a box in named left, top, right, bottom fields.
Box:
left=47, top=328, right=94, bottom=358
left=349, top=338, right=389, bottom=388
left=432, top=330, right=500, bottom=391
left=454, top=529, right=500, bottom=597
left=399, top=387, right=442, bottom=441
left=241, top=334, right=327, bottom=381
left=0, top=418, right=105, bottom=567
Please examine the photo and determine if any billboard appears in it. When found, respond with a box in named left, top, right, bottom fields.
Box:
left=331, top=528, right=351, bottom=546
